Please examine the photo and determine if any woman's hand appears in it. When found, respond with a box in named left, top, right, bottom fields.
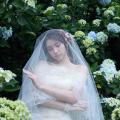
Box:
left=72, top=100, right=88, bottom=111
left=23, top=69, right=41, bottom=88
left=65, top=100, right=88, bottom=112
left=59, top=30, right=73, bottom=44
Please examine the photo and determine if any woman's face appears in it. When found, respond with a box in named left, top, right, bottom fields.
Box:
left=46, top=39, right=67, bottom=63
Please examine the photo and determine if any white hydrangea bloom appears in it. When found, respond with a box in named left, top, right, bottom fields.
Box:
left=108, top=6, right=115, bottom=12
left=0, top=27, right=13, bottom=40
left=104, top=9, right=114, bottom=17
left=24, top=0, right=36, bottom=8
left=3, top=70, right=15, bottom=82
left=93, top=71, right=102, bottom=77
left=100, top=59, right=117, bottom=82
left=96, top=32, right=108, bottom=44
left=57, top=4, right=67, bottom=9
left=103, top=97, right=120, bottom=107
left=93, top=19, right=101, bottom=27
left=43, top=6, right=55, bottom=15
left=78, top=19, right=87, bottom=26
left=112, top=107, right=120, bottom=120
left=0, top=68, right=16, bottom=83
left=107, top=23, right=120, bottom=33
left=115, top=70, right=120, bottom=79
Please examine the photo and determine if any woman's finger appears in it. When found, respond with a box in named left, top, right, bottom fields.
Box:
left=72, top=106, right=86, bottom=111
left=73, top=104, right=87, bottom=109
left=23, top=69, right=33, bottom=75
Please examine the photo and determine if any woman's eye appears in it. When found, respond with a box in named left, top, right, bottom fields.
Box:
left=55, top=42, right=61, bottom=47
left=47, top=48, right=53, bottom=51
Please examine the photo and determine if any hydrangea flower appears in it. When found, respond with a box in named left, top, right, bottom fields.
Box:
left=93, top=71, right=102, bottom=78
left=113, top=17, right=120, bottom=21
left=78, top=19, right=87, bottom=26
left=86, top=47, right=97, bottom=55
left=108, top=6, right=115, bottom=12
left=0, top=27, right=13, bottom=40
left=104, top=9, right=114, bottom=17
left=43, top=6, right=55, bottom=15
left=0, top=98, right=31, bottom=120
left=82, top=37, right=94, bottom=48
left=0, top=67, right=16, bottom=83
left=24, top=0, right=36, bottom=8
left=96, top=32, right=108, bottom=44
left=107, top=23, right=120, bottom=33
left=92, top=19, right=101, bottom=27
left=100, top=59, right=117, bottom=82
left=87, top=31, right=97, bottom=41
left=64, top=15, right=71, bottom=20
left=57, top=4, right=67, bottom=10
left=112, top=107, right=120, bottom=120
left=74, top=31, right=85, bottom=38
left=115, top=70, right=120, bottom=79
left=102, top=97, right=120, bottom=107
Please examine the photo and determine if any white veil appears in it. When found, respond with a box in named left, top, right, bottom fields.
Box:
left=18, top=29, right=104, bottom=120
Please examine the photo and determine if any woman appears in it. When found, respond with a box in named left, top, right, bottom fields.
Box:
left=18, top=29, right=104, bottom=120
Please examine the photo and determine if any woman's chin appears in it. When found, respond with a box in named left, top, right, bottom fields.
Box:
left=53, top=57, right=64, bottom=64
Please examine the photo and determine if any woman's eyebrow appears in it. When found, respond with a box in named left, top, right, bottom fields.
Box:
left=47, top=41, right=60, bottom=48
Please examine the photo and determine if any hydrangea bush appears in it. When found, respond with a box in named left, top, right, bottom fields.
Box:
left=0, top=67, right=20, bottom=92
left=0, top=98, right=31, bottom=120
left=102, top=97, right=120, bottom=120
left=94, top=59, right=120, bottom=119
left=0, top=0, right=120, bottom=119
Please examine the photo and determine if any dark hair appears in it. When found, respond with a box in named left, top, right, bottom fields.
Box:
left=42, top=30, right=73, bottom=63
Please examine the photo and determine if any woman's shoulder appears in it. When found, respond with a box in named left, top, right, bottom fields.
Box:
left=38, top=60, right=48, bottom=65
left=74, top=64, right=88, bottom=74
left=34, top=60, right=49, bottom=71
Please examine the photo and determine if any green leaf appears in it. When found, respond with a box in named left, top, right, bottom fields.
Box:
left=17, top=16, right=28, bottom=26
left=12, top=0, right=25, bottom=8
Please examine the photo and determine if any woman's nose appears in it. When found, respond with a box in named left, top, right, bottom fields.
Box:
left=53, top=47, right=58, bottom=53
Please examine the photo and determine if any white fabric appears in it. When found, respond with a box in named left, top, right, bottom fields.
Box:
left=32, top=63, right=87, bottom=120
left=18, top=29, right=105, bottom=120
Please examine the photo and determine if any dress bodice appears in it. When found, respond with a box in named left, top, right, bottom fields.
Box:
left=34, top=64, right=82, bottom=90
left=32, top=63, right=88, bottom=120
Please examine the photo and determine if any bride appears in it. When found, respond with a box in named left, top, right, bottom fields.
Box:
left=18, top=29, right=104, bottom=120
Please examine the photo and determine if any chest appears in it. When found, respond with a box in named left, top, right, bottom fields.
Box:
left=35, top=66, right=81, bottom=90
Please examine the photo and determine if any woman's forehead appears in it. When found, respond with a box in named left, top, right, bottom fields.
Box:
left=46, top=39, right=60, bottom=47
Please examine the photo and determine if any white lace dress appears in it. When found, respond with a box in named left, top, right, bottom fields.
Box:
left=31, top=64, right=86, bottom=120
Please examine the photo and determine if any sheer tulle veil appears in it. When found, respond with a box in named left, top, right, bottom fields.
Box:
left=18, top=29, right=104, bottom=120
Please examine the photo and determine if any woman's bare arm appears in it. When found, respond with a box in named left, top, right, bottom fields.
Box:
left=39, top=85, right=77, bottom=104
left=39, top=100, right=87, bottom=112
left=39, top=100, right=67, bottom=111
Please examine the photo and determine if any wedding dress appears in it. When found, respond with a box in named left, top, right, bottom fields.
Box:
left=31, top=63, right=87, bottom=120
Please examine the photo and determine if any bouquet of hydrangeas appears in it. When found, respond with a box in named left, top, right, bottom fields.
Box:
left=0, top=67, right=20, bottom=92
left=0, top=97, right=31, bottom=120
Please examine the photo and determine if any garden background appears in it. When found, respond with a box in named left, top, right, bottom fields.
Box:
left=0, top=0, right=120, bottom=119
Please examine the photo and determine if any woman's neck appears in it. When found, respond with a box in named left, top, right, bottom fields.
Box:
left=53, top=54, right=72, bottom=67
